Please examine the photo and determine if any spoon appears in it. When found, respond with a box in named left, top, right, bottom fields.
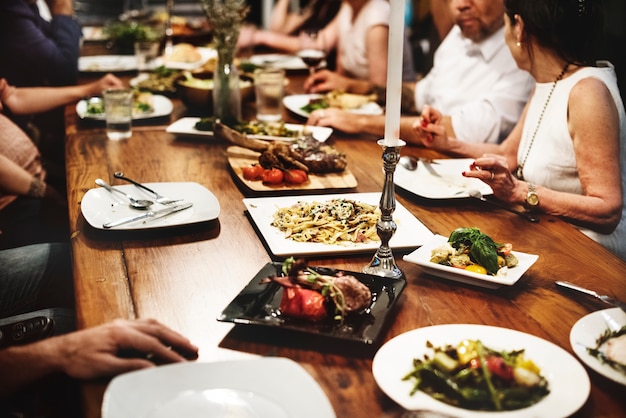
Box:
left=467, top=189, right=539, bottom=223
left=399, top=155, right=438, bottom=171
left=95, top=178, right=153, bottom=210
left=399, top=155, right=418, bottom=171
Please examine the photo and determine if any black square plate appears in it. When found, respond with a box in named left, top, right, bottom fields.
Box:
left=217, top=262, right=407, bottom=344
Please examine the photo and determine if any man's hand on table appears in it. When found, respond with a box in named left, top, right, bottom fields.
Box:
left=52, top=318, right=199, bottom=379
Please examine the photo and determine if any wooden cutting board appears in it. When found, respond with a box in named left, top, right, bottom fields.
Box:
left=226, top=146, right=358, bottom=192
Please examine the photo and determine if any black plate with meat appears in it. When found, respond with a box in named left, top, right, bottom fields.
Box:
left=217, top=262, right=406, bottom=344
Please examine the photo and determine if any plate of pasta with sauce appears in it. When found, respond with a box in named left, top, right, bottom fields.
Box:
left=242, top=192, right=433, bottom=257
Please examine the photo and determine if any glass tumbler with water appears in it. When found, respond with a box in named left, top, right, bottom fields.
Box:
left=103, top=89, right=133, bottom=140
left=254, top=67, right=285, bottom=122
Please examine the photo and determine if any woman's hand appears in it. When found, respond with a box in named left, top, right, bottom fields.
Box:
left=306, top=108, right=365, bottom=134
left=412, top=105, right=450, bottom=150
left=463, top=154, right=522, bottom=204
left=85, top=74, right=124, bottom=97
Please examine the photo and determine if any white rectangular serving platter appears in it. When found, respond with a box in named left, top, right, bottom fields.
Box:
left=166, top=117, right=333, bottom=142
left=243, top=192, right=433, bottom=257
left=403, top=234, right=538, bottom=289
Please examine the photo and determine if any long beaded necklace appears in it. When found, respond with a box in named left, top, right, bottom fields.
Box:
left=516, top=63, right=569, bottom=180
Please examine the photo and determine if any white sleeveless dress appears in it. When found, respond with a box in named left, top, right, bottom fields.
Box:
left=517, top=62, right=626, bottom=260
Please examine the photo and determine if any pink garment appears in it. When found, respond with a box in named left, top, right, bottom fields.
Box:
left=0, top=78, right=45, bottom=210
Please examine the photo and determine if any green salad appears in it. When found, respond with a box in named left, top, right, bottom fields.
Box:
left=403, top=339, right=550, bottom=411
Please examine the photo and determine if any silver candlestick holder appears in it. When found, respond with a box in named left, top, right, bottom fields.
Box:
left=363, top=139, right=406, bottom=279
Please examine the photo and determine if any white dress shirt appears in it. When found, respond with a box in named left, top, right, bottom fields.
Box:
left=415, top=25, right=533, bottom=143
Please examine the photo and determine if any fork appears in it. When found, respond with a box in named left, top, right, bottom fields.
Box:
left=113, top=172, right=182, bottom=205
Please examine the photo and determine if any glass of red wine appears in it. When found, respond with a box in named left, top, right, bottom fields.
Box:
left=297, top=30, right=326, bottom=76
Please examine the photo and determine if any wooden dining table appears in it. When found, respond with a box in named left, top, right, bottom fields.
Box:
left=65, top=47, right=626, bottom=417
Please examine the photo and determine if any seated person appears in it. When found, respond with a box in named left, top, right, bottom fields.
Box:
left=238, top=0, right=416, bottom=86
left=414, top=0, right=626, bottom=260
left=304, top=0, right=533, bottom=145
left=0, top=74, right=123, bottom=250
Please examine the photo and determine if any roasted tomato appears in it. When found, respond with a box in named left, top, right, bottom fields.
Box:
left=279, top=287, right=327, bottom=321
left=284, top=169, right=308, bottom=184
left=261, top=168, right=284, bottom=184
left=485, top=356, right=514, bottom=380
left=242, top=164, right=264, bottom=180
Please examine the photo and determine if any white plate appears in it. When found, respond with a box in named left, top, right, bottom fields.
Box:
left=248, top=53, right=310, bottom=70
left=76, top=95, right=174, bottom=120
left=570, top=307, right=626, bottom=386
left=102, top=357, right=336, bottom=418
left=395, top=158, right=493, bottom=199
left=79, top=55, right=138, bottom=72
left=81, top=182, right=220, bottom=230
left=283, top=94, right=384, bottom=118
left=373, top=324, right=590, bottom=417
left=166, top=117, right=333, bottom=142
left=243, top=192, right=433, bottom=257
left=154, top=46, right=217, bottom=71
left=402, top=234, right=538, bottom=289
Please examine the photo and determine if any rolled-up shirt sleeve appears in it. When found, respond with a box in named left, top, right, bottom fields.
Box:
left=415, top=26, right=533, bottom=144
left=449, top=68, right=534, bottom=144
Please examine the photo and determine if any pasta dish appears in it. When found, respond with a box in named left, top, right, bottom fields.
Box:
left=271, top=199, right=380, bottom=245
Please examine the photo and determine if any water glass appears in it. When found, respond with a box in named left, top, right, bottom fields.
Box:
left=103, top=89, right=133, bottom=140
left=254, top=68, right=285, bottom=122
left=134, top=41, right=160, bottom=73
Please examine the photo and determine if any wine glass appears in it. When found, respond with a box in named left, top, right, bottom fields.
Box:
left=297, top=30, right=326, bottom=76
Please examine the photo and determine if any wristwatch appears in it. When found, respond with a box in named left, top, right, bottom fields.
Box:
left=525, top=183, right=539, bottom=210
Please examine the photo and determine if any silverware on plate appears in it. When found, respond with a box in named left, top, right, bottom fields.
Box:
left=556, top=280, right=626, bottom=312
left=103, top=202, right=193, bottom=229
left=95, top=178, right=153, bottom=209
left=113, top=172, right=183, bottom=205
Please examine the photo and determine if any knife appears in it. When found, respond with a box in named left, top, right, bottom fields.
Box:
left=556, top=281, right=626, bottom=312
left=103, top=202, right=193, bottom=229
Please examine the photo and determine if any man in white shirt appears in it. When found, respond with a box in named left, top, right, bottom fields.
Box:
left=304, top=0, right=533, bottom=145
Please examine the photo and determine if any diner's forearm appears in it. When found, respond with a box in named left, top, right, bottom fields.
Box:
left=0, top=339, right=62, bottom=395
left=4, top=84, right=90, bottom=115
left=0, top=155, right=45, bottom=197
left=253, top=31, right=302, bottom=54
left=355, top=114, right=386, bottom=137
left=512, top=183, right=622, bottom=234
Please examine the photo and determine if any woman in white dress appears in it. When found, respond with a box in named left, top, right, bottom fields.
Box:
left=238, top=0, right=415, bottom=85
left=413, top=0, right=626, bottom=260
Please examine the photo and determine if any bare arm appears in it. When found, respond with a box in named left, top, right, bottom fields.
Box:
left=449, top=79, right=622, bottom=234
left=268, top=0, right=311, bottom=34
left=246, top=12, right=339, bottom=55
left=0, top=155, right=46, bottom=198
left=532, top=78, right=622, bottom=232
left=2, top=74, right=123, bottom=115
left=362, top=25, right=389, bottom=86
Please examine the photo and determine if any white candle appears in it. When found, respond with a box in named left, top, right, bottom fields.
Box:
left=383, top=0, right=405, bottom=145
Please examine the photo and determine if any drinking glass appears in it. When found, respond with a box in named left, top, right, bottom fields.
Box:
left=297, top=30, right=326, bottom=76
left=103, top=89, right=133, bottom=140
